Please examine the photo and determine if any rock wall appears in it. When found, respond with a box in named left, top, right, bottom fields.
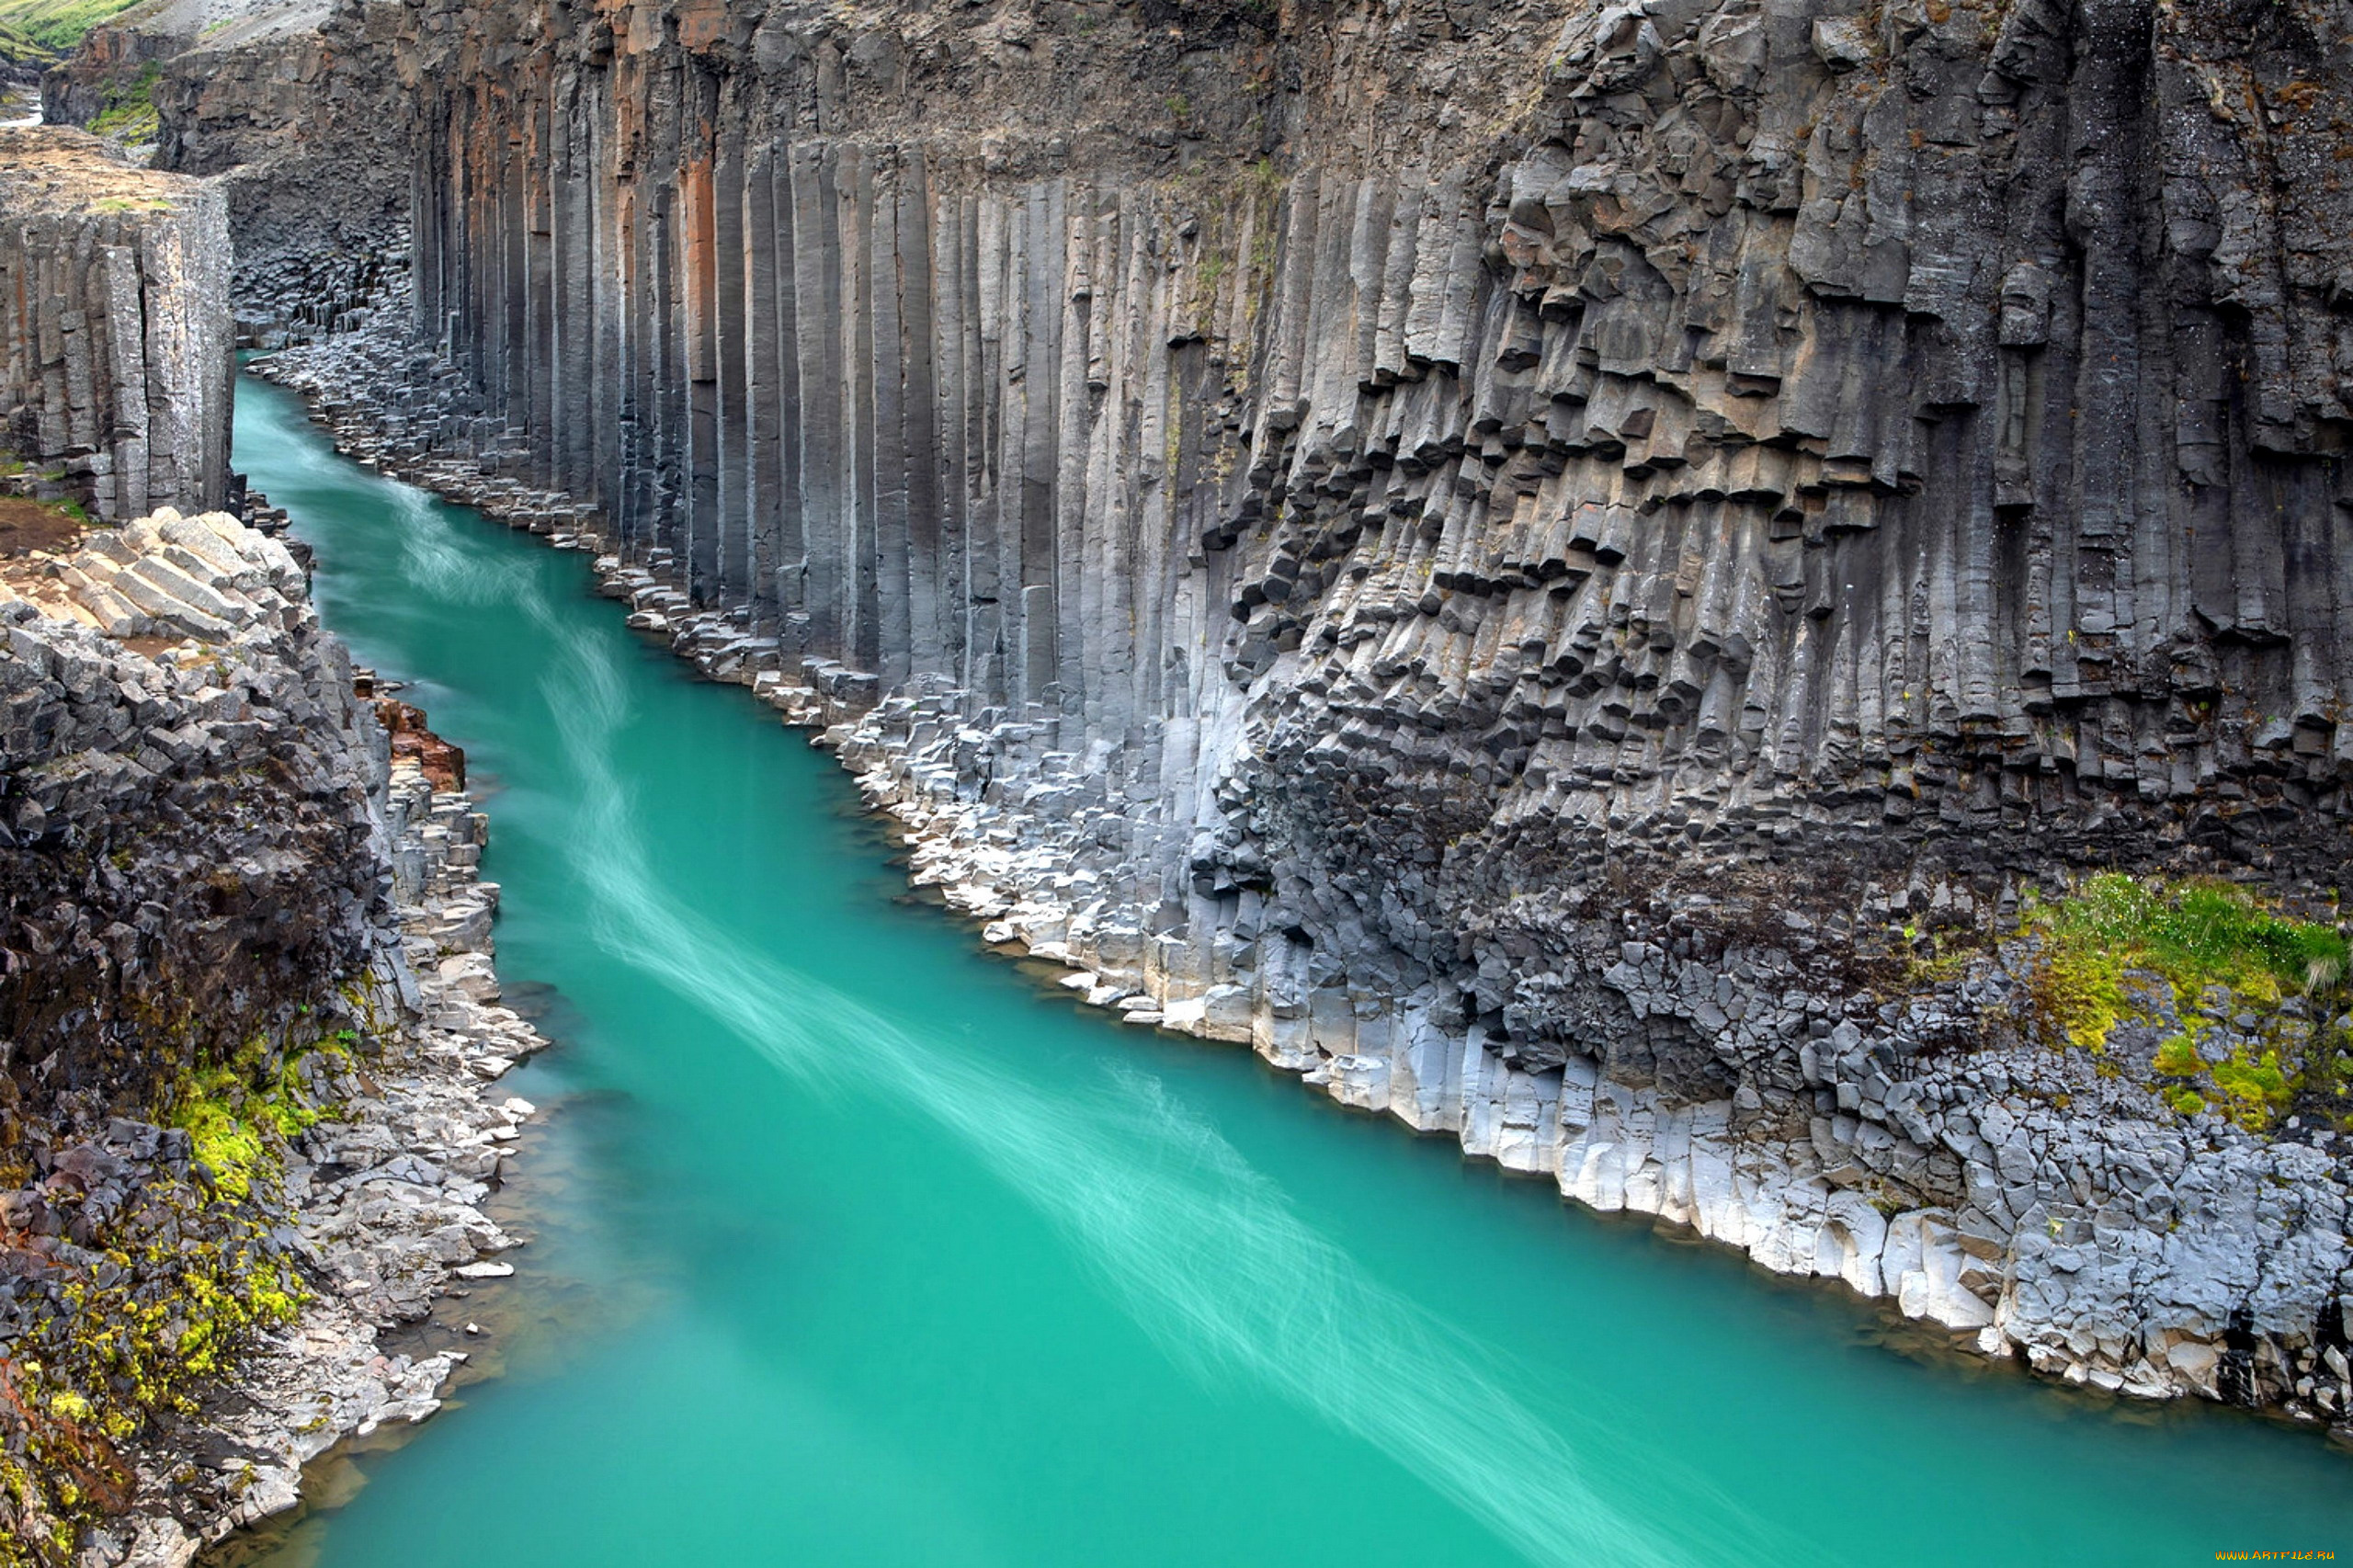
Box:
left=139, top=0, right=407, bottom=341
left=0, top=125, right=543, bottom=1568
left=0, top=504, right=380, bottom=1108
left=38, top=23, right=176, bottom=128
left=0, top=497, right=548, bottom=1566
left=0, top=129, right=230, bottom=519
left=205, top=0, right=2353, bottom=1431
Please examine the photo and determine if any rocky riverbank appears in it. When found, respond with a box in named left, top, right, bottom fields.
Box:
left=248, top=296, right=2353, bottom=1437
left=0, top=498, right=545, bottom=1566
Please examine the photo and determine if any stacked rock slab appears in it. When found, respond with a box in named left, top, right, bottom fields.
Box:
left=194, top=0, right=2353, bottom=1426
left=0, top=129, right=231, bottom=520
left=0, top=504, right=548, bottom=1562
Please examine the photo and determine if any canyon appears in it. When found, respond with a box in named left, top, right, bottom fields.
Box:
left=206, top=0, right=2353, bottom=1409
left=5, top=0, right=2353, bottom=1556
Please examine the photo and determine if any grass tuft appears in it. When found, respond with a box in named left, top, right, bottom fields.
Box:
left=2027, top=874, right=2346, bottom=1025
left=2021, top=874, right=2349, bottom=1131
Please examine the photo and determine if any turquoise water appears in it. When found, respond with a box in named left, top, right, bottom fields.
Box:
left=229, top=373, right=2349, bottom=1568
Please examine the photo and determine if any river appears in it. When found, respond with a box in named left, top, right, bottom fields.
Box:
left=224, top=370, right=2351, bottom=1567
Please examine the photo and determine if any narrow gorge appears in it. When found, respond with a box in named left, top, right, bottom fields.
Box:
left=6, top=0, right=2353, bottom=1558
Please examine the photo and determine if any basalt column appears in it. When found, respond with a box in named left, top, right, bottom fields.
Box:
left=413, top=46, right=1290, bottom=758
left=0, top=130, right=232, bottom=519
left=393, top=0, right=2353, bottom=909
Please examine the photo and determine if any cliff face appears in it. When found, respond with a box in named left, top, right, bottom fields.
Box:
left=39, top=22, right=173, bottom=127
left=0, top=503, right=381, bottom=1114
left=191, top=0, right=2353, bottom=1426
left=0, top=494, right=547, bottom=1564
left=147, top=0, right=406, bottom=342
left=0, top=130, right=231, bottom=520
left=324, top=0, right=2353, bottom=864
left=0, top=131, right=547, bottom=1567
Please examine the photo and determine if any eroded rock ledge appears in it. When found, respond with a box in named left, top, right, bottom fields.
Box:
left=0, top=503, right=545, bottom=1567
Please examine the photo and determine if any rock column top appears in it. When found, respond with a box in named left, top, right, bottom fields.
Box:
left=0, top=127, right=232, bottom=521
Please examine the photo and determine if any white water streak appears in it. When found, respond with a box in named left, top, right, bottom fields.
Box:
left=519, top=608, right=1797, bottom=1568
left=393, top=486, right=532, bottom=606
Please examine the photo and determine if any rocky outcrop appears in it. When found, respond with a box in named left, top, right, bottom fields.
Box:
left=195, top=0, right=2353, bottom=1433
left=38, top=24, right=169, bottom=128
left=0, top=499, right=547, bottom=1566
left=135, top=0, right=402, bottom=341
left=0, top=130, right=229, bottom=520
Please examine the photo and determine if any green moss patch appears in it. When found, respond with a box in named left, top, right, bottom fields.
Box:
left=85, top=62, right=160, bottom=142
left=0, top=0, right=144, bottom=54
left=2028, top=874, right=2345, bottom=1022
left=2018, top=874, right=2349, bottom=1132
left=165, top=1031, right=352, bottom=1200
left=0, top=1189, right=306, bottom=1564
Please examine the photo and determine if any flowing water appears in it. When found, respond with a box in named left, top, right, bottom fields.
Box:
left=227, top=372, right=2350, bottom=1567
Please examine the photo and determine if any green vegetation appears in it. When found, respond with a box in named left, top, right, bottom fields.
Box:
left=2209, top=1049, right=2294, bottom=1126
left=0, top=1025, right=360, bottom=1562
left=165, top=1030, right=354, bottom=1199
left=2152, top=1033, right=2202, bottom=1075
left=0, top=0, right=144, bottom=54
left=0, top=1180, right=306, bottom=1566
left=2018, top=874, right=2350, bottom=1131
left=86, top=61, right=159, bottom=142
left=2024, top=874, right=2346, bottom=1044
left=0, top=16, right=51, bottom=66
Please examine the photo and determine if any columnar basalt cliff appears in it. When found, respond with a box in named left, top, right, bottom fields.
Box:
left=169, top=0, right=2353, bottom=1428
left=0, top=129, right=232, bottom=517
left=0, top=131, right=543, bottom=1567
left=0, top=490, right=550, bottom=1565
left=0, top=130, right=230, bottom=520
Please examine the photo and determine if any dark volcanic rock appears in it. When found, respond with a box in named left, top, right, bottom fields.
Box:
left=164, top=0, right=2353, bottom=1431
left=0, top=130, right=231, bottom=521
